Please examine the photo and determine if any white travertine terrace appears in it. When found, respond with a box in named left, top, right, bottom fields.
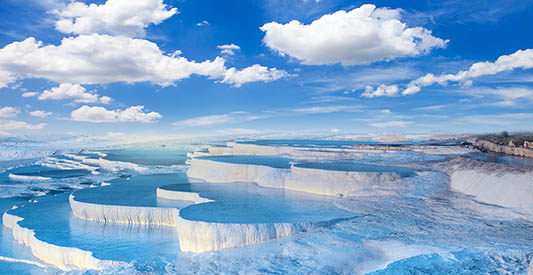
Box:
left=175, top=215, right=332, bottom=253
left=69, top=194, right=178, bottom=226
left=186, top=157, right=289, bottom=188
left=156, top=186, right=345, bottom=252
left=450, top=170, right=533, bottom=213
left=156, top=187, right=213, bottom=204
left=68, top=185, right=350, bottom=254
left=187, top=158, right=403, bottom=196
left=81, top=158, right=148, bottom=173
left=2, top=212, right=118, bottom=270
left=446, top=158, right=533, bottom=216
left=8, top=174, right=52, bottom=181
left=40, top=156, right=98, bottom=171
left=208, top=146, right=234, bottom=156
left=284, top=166, right=401, bottom=196
left=187, top=143, right=473, bottom=163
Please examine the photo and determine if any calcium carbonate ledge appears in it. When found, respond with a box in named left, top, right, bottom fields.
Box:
left=187, top=158, right=405, bottom=196
left=2, top=211, right=119, bottom=270
left=71, top=185, right=353, bottom=253
left=156, top=185, right=352, bottom=253
left=175, top=214, right=349, bottom=253
left=69, top=194, right=178, bottom=226
left=156, top=187, right=213, bottom=204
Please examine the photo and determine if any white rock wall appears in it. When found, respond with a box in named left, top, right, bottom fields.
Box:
left=69, top=194, right=178, bottom=226
left=2, top=212, right=118, bottom=270
left=175, top=215, right=330, bottom=253
left=187, top=158, right=403, bottom=196
left=156, top=187, right=213, bottom=204
left=449, top=169, right=533, bottom=214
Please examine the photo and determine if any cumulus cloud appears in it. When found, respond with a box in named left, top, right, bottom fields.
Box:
left=38, top=83, right=111, bottom=104
left=173, top=112, right=263, bottom=128
left=54, top=0, right=178, bottom=36
left=71, top=105, right=161, bottom=123
left=260, top=4, right=447, bottom=66
left=0, top=107, right=20, bottom=119
left=0, top=70, right=15, bottom=88
left=369, top=120, right=413, bottom=128
left=0, top=120, right=46, bottom=130
left=29, top=110, right=53, bottom=118
left=0, top=34, right=288, bottom=88
left=217, top=44, right=240, bottom=55
left=221, top=64, right=289, bottom=87
left=361, top=84, right=399, bottom=98
left=364, top=49, right=533, bottom=97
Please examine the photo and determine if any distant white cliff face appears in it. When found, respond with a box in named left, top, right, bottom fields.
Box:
left=187, top=158, right=404, bottom=196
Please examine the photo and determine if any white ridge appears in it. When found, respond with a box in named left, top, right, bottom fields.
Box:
left=8, top=174, right=51, bottom=181
left=0, top=255, right=48, bottom=269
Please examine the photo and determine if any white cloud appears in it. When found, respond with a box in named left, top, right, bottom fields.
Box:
left=0, top=34, right=288, bottom=88
left=0, top=120, right=46, bottom=130
left=29, top=110, right=53, bottom=118
left=22, top=92, right=38, bottom=97
left=462, top=113, right=533, bottom=126
left=71, top=105, right=161, bottom=123
left=0, top=70, right=15, bottom=88
left=260, top=4, right=447, bottom=66
left=415, top=104, right=447, bottom=111
left=215, top=128, right=263, bottom=135
left=292, top=105, right=360, bottom=114
left=0, top=107, right=20, bottom=119
left=196, top=20, right=210, bottom=27
left=365, top=49, right=533, bottom=97
left=54, top=0, right=177, bottom=37
left=369, top=120, right=414, bottom=128
left=361, top=84, right=399, bottom=98
left=38, top=83, right=111, bottom=104
left=465, top=87, right=533, bottom=107
left=173, top=112, right=263, bottom=128
left=221, top=64, right=289, bottom=87
left=217, top=44, right=240, bottom=55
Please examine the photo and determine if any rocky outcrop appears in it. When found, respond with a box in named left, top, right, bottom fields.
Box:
left=472, top=139, right=533, bottom=158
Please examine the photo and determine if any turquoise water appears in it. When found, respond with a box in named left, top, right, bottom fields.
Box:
left=0, top=144, right=531, bottom=274
left=295, top=162, right=415, bottom=175
left=73, top=173, right=190, bottom=207
left=103, top=149, right=188, bottom=166
left=466, top=152, right=533, bottom=167
left=9, top=167, right=91, bottom=178
left=197, top=155, right=294, bottom=168
left=165, top=183, right=356, bottom=224
left=238, top=139, right=381, bottom=147
left=9, top=193, right=180, bottom=263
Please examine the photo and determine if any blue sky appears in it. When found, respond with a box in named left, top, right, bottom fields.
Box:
left=1, top=0, right=532, bottom=140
